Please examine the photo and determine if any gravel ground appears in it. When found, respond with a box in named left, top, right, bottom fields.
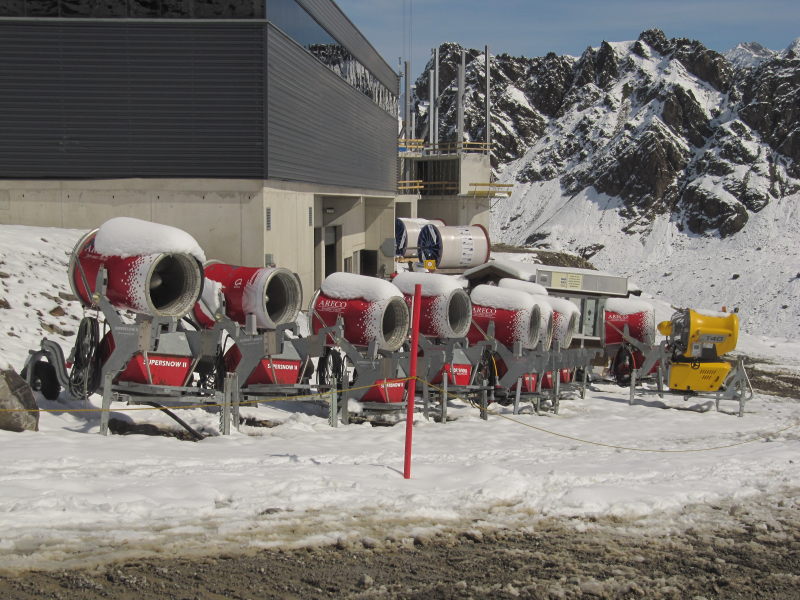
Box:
left=1, top=489, right=798, bottom=600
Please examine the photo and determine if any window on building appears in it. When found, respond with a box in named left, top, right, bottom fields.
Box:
left=265, top=207, right=272, bottom=231
left=267, top=0, right=397, bottom=115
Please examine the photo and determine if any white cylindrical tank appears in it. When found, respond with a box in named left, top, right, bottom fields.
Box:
left=416, top=224, right=491, bottom=269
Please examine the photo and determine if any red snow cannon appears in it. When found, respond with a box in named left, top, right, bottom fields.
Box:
left=602, top=298, right=655, bottom=347
left=547, top=296, right=580, bottom=350
left=467, top=285, right=541, bottom=349
left=193, top=262, right=302, bottom=330
left=391, top=272, right=472, bottom=339
left=310, top=272, right=410, bottom=352
left=68, top=227, right=203, bottom=318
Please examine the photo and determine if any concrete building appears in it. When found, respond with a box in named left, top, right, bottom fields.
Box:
left=0, top=0, right=398, bottom=300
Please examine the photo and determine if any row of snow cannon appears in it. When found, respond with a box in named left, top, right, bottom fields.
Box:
left=62, top=218, right=743, bottom=416
left=63, top=219, right=583, bottom=405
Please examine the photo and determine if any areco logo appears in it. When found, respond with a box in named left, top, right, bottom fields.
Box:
left=317, top=298, right=348, bottom=311
left=473, top=306, right=497, bottom=317
left=148, top=359, right=190, bottom=368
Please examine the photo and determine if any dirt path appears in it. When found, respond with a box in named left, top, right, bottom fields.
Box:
left=2, top=490, right=798, bottom=600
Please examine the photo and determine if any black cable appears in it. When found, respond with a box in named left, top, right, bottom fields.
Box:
left=137, top=401, right=205, bottom=441
left=68, top=316, right=102, bottom=399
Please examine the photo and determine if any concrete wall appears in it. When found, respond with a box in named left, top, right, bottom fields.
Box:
left=0, top=178, right=397, bottom=305
left=364, top=196, right=396, bottom=276
left=417, top=196, right=491, bottom=229
left=458, top=153, right=492, bottom=194
left=0, top=179, right=265, bottom=266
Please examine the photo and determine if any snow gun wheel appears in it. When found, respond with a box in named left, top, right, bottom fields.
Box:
left=317, top=347, right=344, bottom=390
left=23, top=360, right=60, bottom=401
left=611, top=345, right=636, bottom=387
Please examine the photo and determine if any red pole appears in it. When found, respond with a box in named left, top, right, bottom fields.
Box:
left=404, top=283, right=422, bottom=479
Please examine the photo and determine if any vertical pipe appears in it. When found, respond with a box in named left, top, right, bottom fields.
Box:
left=433, top=47, right=440, bottom=148
left=457, top=49, right=465, bottom=149
left=428, top=67, right=435, bottom=149
left=404, top=60, right=411, bottom=140
left=485, top=45, right=491, bottom=153
left=404, top=284, right=423, bottom=479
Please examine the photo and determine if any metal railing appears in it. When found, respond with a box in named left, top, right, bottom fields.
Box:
left=397, top=139, right=490, bottom=155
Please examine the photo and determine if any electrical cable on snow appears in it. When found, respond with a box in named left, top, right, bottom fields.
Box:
left=420, top=377, right=800, bottom=454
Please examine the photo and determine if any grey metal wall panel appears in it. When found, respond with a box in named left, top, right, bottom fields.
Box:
left=0, top=21, right=265, bottom=179
left=295, top=0, right=397, bottom=92
left=266, top=24, right=396, bottom=192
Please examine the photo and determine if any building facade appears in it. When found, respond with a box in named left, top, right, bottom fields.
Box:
left=0, top=0, right=399, bottom=298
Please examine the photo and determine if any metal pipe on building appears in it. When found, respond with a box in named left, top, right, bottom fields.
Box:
left=404, top=60, right=411, bottom=139
left=428, top=67, right=435, bottom=148
left=457, top=49, right=465, bottom=148
left=433, top=47, right=440, bottom=148
left=485, top=45, right=491, bottom=152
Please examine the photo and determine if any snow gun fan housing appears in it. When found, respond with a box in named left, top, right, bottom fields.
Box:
left=310, top=272, right=410, bottom=352
left=467, top=285, right=542, bottom=350
left=193, top=262, right=302, bottom=330
left=68, top=228, right=203, bottom=318
left=416, top=224, right=491, bottom=270
left=391, top=272, right=471, bottom=338
left=602, top=298, right=656, bottom=347
left=394, top=218, right=445, bottom=258
left=659, top=309, right=739, bottom=393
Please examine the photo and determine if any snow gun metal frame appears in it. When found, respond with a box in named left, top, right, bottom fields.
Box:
left=205, top=303, right=344, bottom=428
left=312, top=308, right=417, bottom=426
left=416, top=334, right=494, bottom=423
left=23, top=264, right=237, bottom=438
left=472, top=320, right=603, bottom=417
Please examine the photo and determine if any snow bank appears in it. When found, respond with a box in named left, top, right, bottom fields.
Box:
left=94, top=217, right=206, bottom=263
left=320, top=272, right=402, bottom=302
left=695, top=308, right=735, bottom=318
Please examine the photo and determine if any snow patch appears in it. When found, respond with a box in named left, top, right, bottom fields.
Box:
left=320, top=272, right=402, bottom=302
left=94, top=217, right=206, bottom=263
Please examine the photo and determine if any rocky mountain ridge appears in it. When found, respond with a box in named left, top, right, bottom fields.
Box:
left=412, top=29, right=800, bottom=242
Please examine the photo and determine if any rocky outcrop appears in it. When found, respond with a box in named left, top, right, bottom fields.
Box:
left=412, top=31, right=800, bottom=241
left=0, top=369, right=39, bottom=432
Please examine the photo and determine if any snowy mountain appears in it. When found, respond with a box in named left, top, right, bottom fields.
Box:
left=412, top=30, right=800, bottom=338
left=724, top=42, right=776, bottom=70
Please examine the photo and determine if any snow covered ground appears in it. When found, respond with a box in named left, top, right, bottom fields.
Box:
left=0, top=224, right=798, bottom=572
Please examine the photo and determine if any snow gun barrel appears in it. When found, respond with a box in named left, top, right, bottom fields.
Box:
left=310, top=272, right=410, bottom=352
left=68, top=229, right=203, bottom=318
left=391, top=272, right=471, bottom=339
left=602, top=297, right=656, bottom=347
left=193, top=262, right=302, bottom=330
left=467, top=285, right=542, bottom=350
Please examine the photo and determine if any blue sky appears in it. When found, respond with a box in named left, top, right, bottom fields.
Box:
left=335, top=0, right=800, bottom=75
